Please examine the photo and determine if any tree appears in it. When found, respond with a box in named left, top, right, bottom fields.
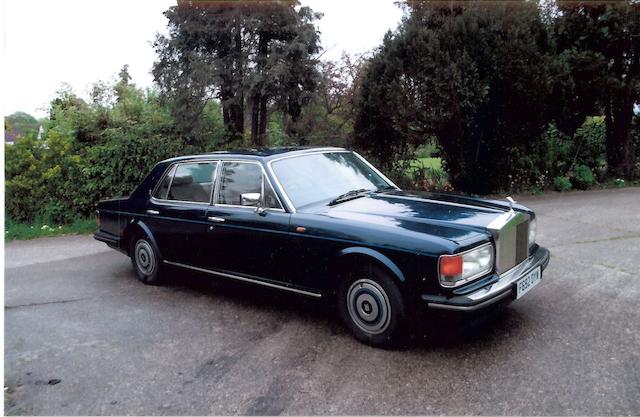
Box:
left=356, top=1, right=554, bottom=192
left=552, top=1, right=640, bottom=177
left=286, top=53, right=366, bottom=146
left=153, top=0, right=321, bottom=146
left=5, top=112, right=40, bottom=142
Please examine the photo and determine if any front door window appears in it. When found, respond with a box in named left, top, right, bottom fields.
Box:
left=217, top=162, right=282, bottom=209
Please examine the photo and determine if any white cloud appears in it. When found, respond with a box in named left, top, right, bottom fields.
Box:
left=303, top=0, right=404, bottom=60
left=3, top=0, right=403, bottom=118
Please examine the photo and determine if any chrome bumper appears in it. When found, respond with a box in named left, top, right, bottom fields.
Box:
left=422, top=246, right=550, bottom=312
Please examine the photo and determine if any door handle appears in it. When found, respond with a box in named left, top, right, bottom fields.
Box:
left=207, top=216, right=225, bottom=223
left=146, top=209, right=160, bottom=215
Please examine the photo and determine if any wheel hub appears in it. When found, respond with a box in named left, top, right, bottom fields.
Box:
left=134, top=240, right=155, bottom=277
left=347, top=279, right=391, bottom=335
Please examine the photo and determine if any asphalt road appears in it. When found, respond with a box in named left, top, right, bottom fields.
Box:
left=5, top=188, right=640, bottom=415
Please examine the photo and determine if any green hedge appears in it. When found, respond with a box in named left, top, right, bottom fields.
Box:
left=5, top=84, right=223, bottom=224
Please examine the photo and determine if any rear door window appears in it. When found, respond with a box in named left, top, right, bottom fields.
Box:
left=166, top=162, right=217, bottom=203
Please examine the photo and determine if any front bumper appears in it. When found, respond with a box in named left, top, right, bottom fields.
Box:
left=422, top=246, right=550, bottom=312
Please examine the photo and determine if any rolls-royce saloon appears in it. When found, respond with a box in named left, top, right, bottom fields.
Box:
left=94, top=147, right=550, bottom=346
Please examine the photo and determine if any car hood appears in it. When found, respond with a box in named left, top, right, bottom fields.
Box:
left=304, top=190, right=516, bottom=247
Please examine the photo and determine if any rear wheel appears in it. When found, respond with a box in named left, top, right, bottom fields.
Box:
left=337, top=264, right=408, bottom=347
left=130, top=234, right=164, bottom=285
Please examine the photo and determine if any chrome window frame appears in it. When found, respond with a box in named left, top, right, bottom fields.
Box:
left=152, top=164, right=177, bottom=200
left=214, top=160, right=285, bottom=212
left=266, top=150, right=399, bottom=214
left=151, top=161, right=219, bottom=206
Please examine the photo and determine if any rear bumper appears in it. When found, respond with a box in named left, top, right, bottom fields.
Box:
left=422, top=246, right=550, bottom=312
left=93, top=230, right=125, bottom=253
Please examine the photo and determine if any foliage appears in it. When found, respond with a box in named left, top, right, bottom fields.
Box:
left=553, top=176, right=572, bottom=191
left=570, top=164, right=595, bottom=190
left=6, top=0, right=639, bottom=228
left=5, top=218, right=97, bottom=241
left=538, top=116, right=607, bottom=185
left=574, top=117, right=607, bottom=171
left=299, top=54, right=366, bottom=146
left=551, top=1, right=640, bottom=177
left=540, top=123, right=573, bottom=179
left=5, top=111, right=40, bottom=141
left=613, top=178, right=626, bottom=188
left=267, top=113, right=290, bottom=146
left=153, top=0, right=321, bottom=146
left=5, top=78, right=221, bottom=224
left=355, top=1, right=554, bottom=193
left=410, top=165, right=452, bottom=192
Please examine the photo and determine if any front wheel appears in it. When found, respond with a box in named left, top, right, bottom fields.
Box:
left=337, top=265, right=408, bottom=347
left=130, top=235, right=164, bottom=285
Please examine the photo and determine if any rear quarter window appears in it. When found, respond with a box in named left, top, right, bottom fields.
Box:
left=153, top=165, right=176, bottom=200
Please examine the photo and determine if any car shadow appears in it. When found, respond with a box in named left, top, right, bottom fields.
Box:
left=160, top=266, right=345, bottom=333
left=158, top=266, right=525, bottom=351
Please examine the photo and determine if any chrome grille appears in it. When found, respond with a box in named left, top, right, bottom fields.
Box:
left=487, top=211, right=530, bottom=274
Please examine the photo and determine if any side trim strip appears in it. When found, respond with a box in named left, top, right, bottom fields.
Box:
left=163, top=260, right=322, bottom=298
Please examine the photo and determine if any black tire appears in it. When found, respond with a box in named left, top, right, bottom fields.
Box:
left=337, top=263, right=408, bottom=348
left=130, top=233, right=164, bottom=285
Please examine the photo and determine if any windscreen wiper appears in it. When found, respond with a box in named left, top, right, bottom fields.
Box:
left=328, top=188, right=371, bottom=206
left=375, top=185, right=397, bottom=192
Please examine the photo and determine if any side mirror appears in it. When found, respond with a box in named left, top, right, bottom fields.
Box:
left=241, top=192, right=261, bottom=207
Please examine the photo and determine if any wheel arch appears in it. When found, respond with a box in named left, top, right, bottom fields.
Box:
left=122, top=219, right=161, bottom=259
left=325, top=247, right=406, bottom=299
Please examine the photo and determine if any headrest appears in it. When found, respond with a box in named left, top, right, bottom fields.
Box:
left=172, top=175, right=193, bottom=185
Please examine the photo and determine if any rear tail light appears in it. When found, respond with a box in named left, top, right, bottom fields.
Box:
left=96, top=210, right=100, bottom=227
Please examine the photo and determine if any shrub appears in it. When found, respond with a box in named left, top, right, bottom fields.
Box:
left=571, top=164, right=595, bottom=190
left=412, top=166, right=452, bottom=192
left=613, top=178, right=626, bottom=188
left=5, top=81, right=224, bottom=225
left=541, top=124, right=573, bottom=179
left=553, top=176, right=572, bottom=191
left=573, top=117, right=606, bottom=172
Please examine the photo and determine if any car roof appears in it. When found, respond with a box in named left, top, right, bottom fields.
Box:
left=160, top=146, right=348, bottom=164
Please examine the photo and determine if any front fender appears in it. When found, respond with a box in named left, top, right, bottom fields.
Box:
left=337, top=247, right=406, bottom=283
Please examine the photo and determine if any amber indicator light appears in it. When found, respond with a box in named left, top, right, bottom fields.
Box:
left=440, top=255, right=463, bottom=277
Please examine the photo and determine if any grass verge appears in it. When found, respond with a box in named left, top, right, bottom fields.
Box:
left=408, top=157, right=442, bottom=171
left=5, top=218, right=97, bottom=241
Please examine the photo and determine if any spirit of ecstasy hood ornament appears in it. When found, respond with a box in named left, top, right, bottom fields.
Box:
left=506, top=196, right=516, bottom=211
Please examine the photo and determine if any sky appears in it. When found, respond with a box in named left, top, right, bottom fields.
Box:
left=3, top=0, right=404, bottom=118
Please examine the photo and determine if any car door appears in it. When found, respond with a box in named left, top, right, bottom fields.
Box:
left=201, top=160, right=291, bottom=282
left=145, top=161, right=218, bottom=265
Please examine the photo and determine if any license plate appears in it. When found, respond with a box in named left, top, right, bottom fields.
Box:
left=516, top=266, right=541, bottom=299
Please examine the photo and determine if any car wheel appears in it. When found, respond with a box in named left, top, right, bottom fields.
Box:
left=337, top=264, right=408, bottom=347
left=130, top=234, right=163, bottom=285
